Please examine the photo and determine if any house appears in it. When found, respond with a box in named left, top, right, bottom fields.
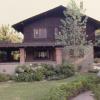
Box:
left=0, top=5, right=100, bottom=74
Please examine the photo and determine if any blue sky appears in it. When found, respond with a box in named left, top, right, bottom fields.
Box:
left=0, top=0, right=100, bottom=25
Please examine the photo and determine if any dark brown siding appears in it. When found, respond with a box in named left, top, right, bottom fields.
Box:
left=86, top=22, right=96, bottom=42
left=23, top=16, right=97, bottom=43
left=23, top=17, right=61, bottom=43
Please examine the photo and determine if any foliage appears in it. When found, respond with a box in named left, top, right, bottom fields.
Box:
left=0, top=25, right=23, bottom=43
left=92, top=84, right=100, bottom=100
left=33, top=68, right=44, bottom=81
left=13, top=72, right=33, bottom=82
left=58, top=0, right=88, bottom=46
left=13, top=65, right=34, bottom=82
left=13, top=63, right=75, bottom=82
left=0, top=74, right=80, bottom=100
left=60, top=63, right=75, bottom=78
left=56, top=0, right=90, bottom=60
left=43, top=74, right=100, bottom=100
left=95, top=29, right=100, bottom=45
left=0, top=73, right=11, bottom=82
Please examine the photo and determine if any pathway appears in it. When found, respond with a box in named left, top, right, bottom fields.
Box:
left=71, top=91, right=95, bottom=100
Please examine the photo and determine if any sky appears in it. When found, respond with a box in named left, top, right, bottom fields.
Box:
left=0, top=0, right=100, bottom=25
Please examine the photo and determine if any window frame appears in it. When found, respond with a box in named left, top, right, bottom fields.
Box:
left=33, top=28, right=47, bottom=39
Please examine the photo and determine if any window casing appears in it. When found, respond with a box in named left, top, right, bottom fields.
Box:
left=33, top=28, right=47, bottom=38
left=34, top=50, right=49, bottom=59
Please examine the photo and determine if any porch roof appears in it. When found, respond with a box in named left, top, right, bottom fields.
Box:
left=0, top=42, right=63, bottom=48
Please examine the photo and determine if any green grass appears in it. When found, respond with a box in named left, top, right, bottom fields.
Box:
left=92, top=84, right=100, bottom=100
left=0, top=75, right=78, bottom=100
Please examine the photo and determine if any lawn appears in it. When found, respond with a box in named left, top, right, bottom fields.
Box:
left=92, top=84, right=100, bottom=100
left=0, top=75, right=77, bottom=100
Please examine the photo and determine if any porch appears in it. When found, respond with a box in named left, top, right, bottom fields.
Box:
left=0, top=43, right=63, bottom=65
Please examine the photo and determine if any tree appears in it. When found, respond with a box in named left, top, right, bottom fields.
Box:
left=59, top=0, right=88, bottom=46
left=0, top=25, right=23, bottom=43
left=56, top=0, right=89, bottom=58
left=95, top=29, right=100, bottom=45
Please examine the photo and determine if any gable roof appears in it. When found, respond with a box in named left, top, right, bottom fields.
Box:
left=12, top=5, right=65, bottom=32
left=12, top=5, right=100, bottom=32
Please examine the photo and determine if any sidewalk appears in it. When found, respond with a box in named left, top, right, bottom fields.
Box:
left=71, top=91, right=95, bottom=100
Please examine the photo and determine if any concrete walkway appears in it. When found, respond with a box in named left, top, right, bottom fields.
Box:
left=71, top=91, right=95, bottom=100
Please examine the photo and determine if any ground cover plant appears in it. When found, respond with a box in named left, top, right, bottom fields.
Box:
left=0, top=73, right=99, bottom=100
left=13, top=63, right=75, bottom=82
left=43, top=74, right=100, bottom=100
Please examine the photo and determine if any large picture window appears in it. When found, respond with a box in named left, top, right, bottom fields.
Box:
left=33, top=28, right=47, bottom=38
left=34, top=50, right=49, bottom=60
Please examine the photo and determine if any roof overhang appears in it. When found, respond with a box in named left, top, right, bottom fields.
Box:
left=12, top=5, right=100, bottom=32
left=0, top=42, right=64, bottom=48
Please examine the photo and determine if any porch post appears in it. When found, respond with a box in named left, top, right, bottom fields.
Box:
left=19, top=48, right=25, bottom=64
left=55, top=47, right=62, bottom=64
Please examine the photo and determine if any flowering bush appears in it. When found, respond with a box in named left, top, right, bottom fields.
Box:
left=13, top=63, right=75, bottom=82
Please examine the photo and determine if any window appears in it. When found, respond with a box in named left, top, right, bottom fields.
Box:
left=34, top=50, right=49, bottom=59
left=38, top=51, right=48, bottom=58
left=54, top=27, right=62, bottom=41
left=33, top=28, right=47, bottom=38
left=55, top=27, right=59, bottom=35
left=54, top=27, right=61, bottom=36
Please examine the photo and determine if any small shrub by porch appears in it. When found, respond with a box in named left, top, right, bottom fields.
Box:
left=0, top=73, right=11, bottom=82
left=13, top=63, right=75, bottom=82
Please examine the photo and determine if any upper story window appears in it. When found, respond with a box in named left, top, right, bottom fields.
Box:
left=33, top=28, right=47, bottom=38
left=55, top=27, right=59, bottom=36
left=54, top=27, right=62, bottom=41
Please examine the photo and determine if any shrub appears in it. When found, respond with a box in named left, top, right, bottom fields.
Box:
left=43, top=63, right=75, bottom=80
left=13, top=72, right=34, bottom=82
left=43, top=74, right=100, bottom=100
left=91, top=84, right=100, bottom=100
left=14, top=65, right=45, bottom=82
left=0, top=73, right=11, bottom=82
left=33, top=68, right=44, bottom=81
left=60, top=63, right=75, bottom=78
left=13, top=63, right=75, bottom=82
left=43, top=64, right=57, bottom=80
left=13, top=65, right=34, bottom=82
left=15, top=65, right=33, bottom=74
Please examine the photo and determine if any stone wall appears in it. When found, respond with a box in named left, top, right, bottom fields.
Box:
left=0, top=63, right=19, bottom=75
left=0, top=61, right=56, bottom=75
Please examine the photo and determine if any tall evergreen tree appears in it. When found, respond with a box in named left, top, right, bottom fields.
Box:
left=55, top=0, right=91, bottom=60
left=59, top=0, right=88, bottom=47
